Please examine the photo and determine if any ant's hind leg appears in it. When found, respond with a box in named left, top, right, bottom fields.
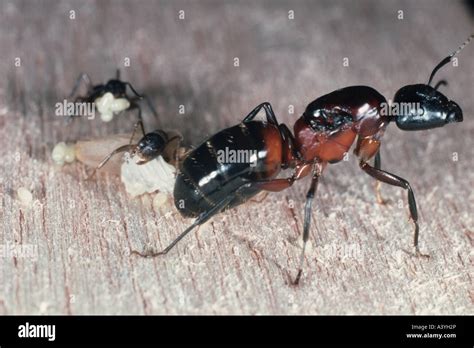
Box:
left=131, top=194, right=235, bottom=258
left=360, top=161, right=430, bottom=258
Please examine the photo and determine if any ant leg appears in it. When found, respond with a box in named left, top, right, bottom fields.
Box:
left=86, top=144, right=135, bottom=180
left=124, top=82, right=143, bottom=99
left=129, top=93, right=159, bottom=129
left=250, top=192, right=269, bottom=203
left=136, top=105, right=145, bottom=134
left=128, top=106, right=145, bottom=145
left=68, top=73, right=92, bottom=99
left=253, top=163, right=321, bottom=284
left=162, top=133, right=184, bottom=167
left=360, top=161, right=429, bottom=258
left=279, top=123, right=302, bottom=163
left=166, top=135, right=182, bottom=146
left=253, top=177, right=295, bottom=192
left=243, top=102, right=279, bottom=126
left=294, top=165, right=321, bottom=285
left=64, top=96, right=85, bottom=125
left=374, top=151, right=388, bottom=205
left=131, top=194, right=235, bottom=258
left=129, top=121, right=144, bottom=145
left=143, top=95, right=159, bottom=120
left=252, top=163, right=313, bottom=192
left=165, top=135, right=182, bottom=156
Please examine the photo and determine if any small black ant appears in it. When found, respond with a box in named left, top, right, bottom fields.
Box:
left=87, top=119, right=182, bottom=179
left=67, top=69, right=157, bottom=133
left=131, top=35, right=471, bottom=285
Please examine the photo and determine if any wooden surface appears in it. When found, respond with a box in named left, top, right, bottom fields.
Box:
left=0, top=0, right=473, bottom=315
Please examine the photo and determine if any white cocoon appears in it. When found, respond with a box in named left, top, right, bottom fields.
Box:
left=121, top=154, right=176, bottom=197
left=95, top=92, right=130, bottom=122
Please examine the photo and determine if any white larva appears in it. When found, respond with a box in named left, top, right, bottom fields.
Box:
left=121, top=152, right=176, bottom=197
left=153, top=192, right=169, bottom=210
left=94, top=92, right=130, bottom=122
left=52, top=142, right=76, bottom=166
left=17, top=187, right=33, bottom=207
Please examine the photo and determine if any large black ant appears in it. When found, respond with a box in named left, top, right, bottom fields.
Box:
left=130, top=35, right=471, bottom=285
left=67, top=69, right=157, bottom=134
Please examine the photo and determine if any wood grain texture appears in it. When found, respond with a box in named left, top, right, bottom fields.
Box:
left=0, top=0, right=473, bottom=315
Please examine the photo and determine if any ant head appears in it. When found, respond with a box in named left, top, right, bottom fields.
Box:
left=135, top=130, right=168, bottom=163
left=393, top=84, right=462, bottom=130
left=393, top=34, right=472, bottom=131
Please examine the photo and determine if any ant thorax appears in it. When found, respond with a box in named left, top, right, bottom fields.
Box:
left=95, top=92, right=130, bottom=122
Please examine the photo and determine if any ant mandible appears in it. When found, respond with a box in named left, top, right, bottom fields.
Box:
left=68, top=69, right=157, bottom=134
left=132, top=35, right=472, bottom=285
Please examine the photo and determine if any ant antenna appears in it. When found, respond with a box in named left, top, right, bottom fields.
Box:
left=427, top=34, right=474, bottom=86
left=86, top=144, right=136, bottom=180
left=116, top=69, right=121, bottom=80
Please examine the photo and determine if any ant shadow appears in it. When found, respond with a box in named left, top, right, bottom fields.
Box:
left=138, top=79, right=241, bottom=148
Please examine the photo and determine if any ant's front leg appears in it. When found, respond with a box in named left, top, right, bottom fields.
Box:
left=68, top=73, right=92, bottom=99
left=143, top=95, right=159, bottom=120
left=294, top=164, right=322, bottom=285
left=359, top=160, right=430, bottom=258
left=64, top=96, right=90, bottom=125
left=128, top=104, right=146, bottom=145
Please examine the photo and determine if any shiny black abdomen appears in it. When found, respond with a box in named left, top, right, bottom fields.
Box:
left=174, top=121, right=279, bottom=218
